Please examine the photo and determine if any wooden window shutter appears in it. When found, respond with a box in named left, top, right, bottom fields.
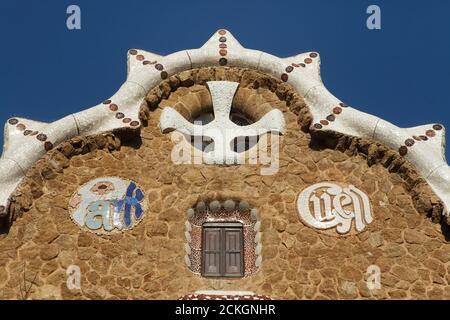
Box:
left=202, top=228, right=222, bottom=277
left=202, top=223, right=244, bottom=278
left=223, top=228, right=244, bottom=277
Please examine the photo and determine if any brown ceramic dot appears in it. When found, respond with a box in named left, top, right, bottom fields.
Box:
left=426, top=130, right=436, bottom=137
left=130, top=121, right=140, bottom=127
left=413, top=136, right=421, bottom=141
left=30, top=131, right=38, bottom=136
left=320, top=120, right=329, bottom=126
left=292, top=63, right=300, bottom=68
left=313, top=123, right=323, bottom=129
left=304, top=58, right=313, bottom=64
left=281, top=73, right=289, bottom=82
left=333, top=107, right=343, bottom=114
left=433, top=124, right=443, bottom=131
left=109, top=104, right=118, bottom=112
left=285, top=66, right=294, bottom=73
left=420, top=135, right=428, bottom=141
left=326, top=115, right=336, bottom=122
left=219, top=49, right=227, bottom=56
left=399, top=146, right=408, bottom=156
left=136, top=55, right=145, bottom=61
left=155, top=64, right=164, bottom=71
left=23, top=130, right=32, bottom=136
left=8, top=118, right=19, bottom=125
left=310, top=52, right=318, bottom=58
left=123, top=118, right=132, bottom=124
left=16, top=124, right=26, bottom=131
left=129, top=49, right=138, bottom=55
left=405, top=138, right=415, bottom=147
left=218, top=29, right=226, bottom=35
left=103, top=99, right=111, bottom=105
left=219, top=43, right=227, bottom=49
left=116, top=112, right=125, bottom=119
left=219, top=58, right=228, bottom=66
left=36, top=133, right=47, bottom=141
left=339, top=102, right=349, bottom=108
left=44, top=141, right=53, bottom=151
left=160, top=71, right=168, bottom=79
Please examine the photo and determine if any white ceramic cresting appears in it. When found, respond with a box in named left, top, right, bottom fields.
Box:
left=0, top=29, right=448, bottom=218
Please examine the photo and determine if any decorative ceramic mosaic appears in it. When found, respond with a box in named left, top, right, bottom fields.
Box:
left=297, top=182, right=373, bottom=235
left=68, top=177, right=147, bottom=235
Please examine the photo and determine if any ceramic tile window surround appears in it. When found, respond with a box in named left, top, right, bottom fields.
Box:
left=184, top=200, right=262, bottom=277
left=0, top=29, right=448, bottom=219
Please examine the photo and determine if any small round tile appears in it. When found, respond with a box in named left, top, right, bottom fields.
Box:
left=426, top=130, right=436, bottom=137
left=116, top=112, right=125, bottom=119
left=310, top=52, right=318, bottom=58
left=326, top=114, right=336, bottom=122
left=304, top=58, right=313, bottom=64
left=129, top=49, right=138, bottom=55
left=300, top=63, right=306, bottom=67
left=8, top=118, right=19, bottom=125
left=313, top=123, right=323, bottom=129
left=399, top=146, right=408, bottom=156
left=219, top=43, right=227, bottom=49
left=292, top=63, right=300, bottom=68
left=160, top=71, right=168, bottom=79
left=405, top=138, right=415, bottom=147
left=285, top=66, right=294, bottom=73
left=320, top=120, right=329, bottom=126
left=413, top=136, right=421, bottom=141
left=339, top=102, right=349, bottom=108
left=218, top=29, right=227, bottom=35
left=30, top=131, right=38, bottom=136
left=130, top=121, right=140, bottom=127
left=420, top=135, right=428, bottom=141
left=143, top=60, right=154, bottom=65
left=23, top=130, right=32, bottom=136
left=155, top=64, right=164, bottom=71
left=44, top=141, right=53, bottom=151
left=109, top=104, right=118, bottom=111
left=16, top=124, right=26, bottom=131
left=37, top=133, right=47, bottom=141
left=136, top=55, right=145, bottom=61
left=219, top=36, right=227, bottom=42
left=281, top=73, right=289, bottom=82
left=219, top=49, right=227, bottom=56
left=333, top=107, right=342, bottom=114
left=123, top=118, right=132, bottom=124
left=219, top=58, right=228, bottom=66
left=433, top=124, right=443, bottom=131
left=103, top=99, right=112, bottom=105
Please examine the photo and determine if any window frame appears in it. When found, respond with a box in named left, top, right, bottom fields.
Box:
left=201, top=222, right=245, bottom=278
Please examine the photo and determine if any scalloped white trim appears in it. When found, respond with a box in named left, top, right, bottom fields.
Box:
left=0, top=29, right=448, bottom=217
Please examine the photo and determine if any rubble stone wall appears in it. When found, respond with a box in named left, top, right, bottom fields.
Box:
left=0, top=67, right=448, bottom=300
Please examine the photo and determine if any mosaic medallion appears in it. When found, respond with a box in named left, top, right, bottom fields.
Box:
left=68, top=177, right=147, bottom=234
left=297, top=182, right=373, bottom=235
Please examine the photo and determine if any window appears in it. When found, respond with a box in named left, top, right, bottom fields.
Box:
left=202, top=223, right=244, bottom=278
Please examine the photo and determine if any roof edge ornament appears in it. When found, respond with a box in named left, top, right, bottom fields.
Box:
left=0, top=29, right=448, bottom=218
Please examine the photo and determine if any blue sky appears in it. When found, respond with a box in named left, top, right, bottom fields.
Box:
left=0, top=0, right=449, bottom=161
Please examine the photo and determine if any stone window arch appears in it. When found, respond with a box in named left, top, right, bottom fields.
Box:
left=184, top=199, right=262, bottom=277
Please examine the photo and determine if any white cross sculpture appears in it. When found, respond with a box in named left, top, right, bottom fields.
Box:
left=160, top=81, right=285, bottom=165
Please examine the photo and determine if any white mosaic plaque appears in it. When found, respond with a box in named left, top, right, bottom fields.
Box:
left=297, top=182, right=373, bottom=235
left=68, top=177, right=147, bottom=234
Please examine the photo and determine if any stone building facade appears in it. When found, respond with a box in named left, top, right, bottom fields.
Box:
left=0, top=30, right=449, bottom=300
